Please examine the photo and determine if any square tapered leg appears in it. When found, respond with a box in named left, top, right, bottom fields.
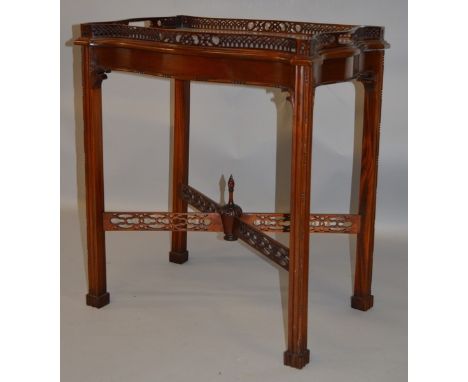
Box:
left=82, top=46, right=109, bottom=308
left=170, top=79, right=191, bottom=264
left=284, top=64, right=315, bottom=369
left=352, top=51, right=385, bottom=311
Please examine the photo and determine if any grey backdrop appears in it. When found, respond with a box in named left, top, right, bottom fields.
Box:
left=61, top=1, right=407, bottom=381
left=61, top=0, right=407, bottom=233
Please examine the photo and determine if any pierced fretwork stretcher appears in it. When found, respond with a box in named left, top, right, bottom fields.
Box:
left=74, top=15, right=389, bottom=369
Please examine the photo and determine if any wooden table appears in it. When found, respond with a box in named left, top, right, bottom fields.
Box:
left=74, top=15, right=389, bottom=369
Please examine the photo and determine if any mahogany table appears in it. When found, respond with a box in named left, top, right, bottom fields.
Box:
left=74, top=15, right=389, bottom=369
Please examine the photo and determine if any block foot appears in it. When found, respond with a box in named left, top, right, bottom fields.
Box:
left=169, top=250, right=189, bottom=264
left=86, top=292, right=110, bottom=308
left=351, top=295, right=374, bottom=311
left=223, top=234, right=238, bottom=241
left=283, top=349, right=310, bottom=369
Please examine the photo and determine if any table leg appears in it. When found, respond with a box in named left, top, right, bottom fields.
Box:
left=169, top=79, right=191, bottom=264
left=352, top=51, right=385, bottom=311
left=82, top=46, right=109, bottom=308
left=284, top=65, right=314, bottom=369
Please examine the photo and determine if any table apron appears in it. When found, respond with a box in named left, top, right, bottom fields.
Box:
left=89, top=45, right=366, bottom=88
left=92, top=45, right=296, bottom=89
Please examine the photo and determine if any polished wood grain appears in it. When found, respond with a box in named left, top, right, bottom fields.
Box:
left=81, top=45, right=109, bottom=308
left=169, top=79, right=191, bottom=264
left=352, top=50, right=385, bottom=311
left=75, top=15, right=388, bottom=369
left=284, top=64, right=315, bottom=368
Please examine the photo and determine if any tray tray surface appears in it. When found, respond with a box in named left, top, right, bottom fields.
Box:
left=80, top=15, right=387, bottom=56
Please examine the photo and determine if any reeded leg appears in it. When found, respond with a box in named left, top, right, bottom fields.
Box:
left=82, top=46, right=109, bottom=308
left=284, top=65, right=314, bottom=369
left=352, top=51, right=385, bottom=311
left=169, top=79, right=190, bottom=264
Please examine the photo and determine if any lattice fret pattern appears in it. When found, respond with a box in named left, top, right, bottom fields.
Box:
left=80, top=16, right=385, bottom=56
left=237, top=221, right=289, bottom=269
left=246, top=214, right=358, bottom=233
left=106, top=212, right=213, bottom=231
left=181, top=185, right=220, bottom=213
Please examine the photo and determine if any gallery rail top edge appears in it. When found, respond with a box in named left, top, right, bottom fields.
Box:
left=74, top=15, right=389, bottom=60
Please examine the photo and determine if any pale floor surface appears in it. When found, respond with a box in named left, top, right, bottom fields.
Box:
left=61, top=208, right=407, bottom=382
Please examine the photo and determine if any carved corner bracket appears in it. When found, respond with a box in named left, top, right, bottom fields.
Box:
left=90, top=63, right=111, bottom=89
left=284, top=64, right=315, bottom=110
left=356, top=71, right=376, bottom=90
left=282, top=87, right=295, bottom=106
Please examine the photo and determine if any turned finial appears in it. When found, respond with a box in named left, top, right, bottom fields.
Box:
left=220, top=174, right=242, bottom=241
left=228, top=175, right=235, bottom=204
